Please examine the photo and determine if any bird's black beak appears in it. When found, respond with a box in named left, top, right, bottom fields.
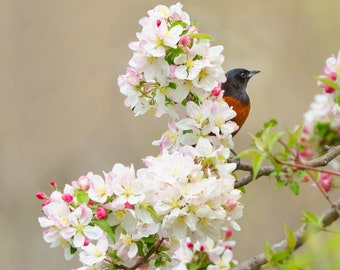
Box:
left=248, top=70, right=261, bottom=78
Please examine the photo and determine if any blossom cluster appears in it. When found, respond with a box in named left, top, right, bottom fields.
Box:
left=37, top=149, right=242, bottom=269
left=301, top=50, right=340, bottom=157
left=118, top=2, right=226, bottom=119
left=317, top=50, right=340, bottom=102
left=37, top=4, right=243, bottom=269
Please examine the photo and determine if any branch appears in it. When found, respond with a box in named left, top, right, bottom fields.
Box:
left=234, top=145, right=340, bottom=188
left=231, top=199, right=340, bottom=270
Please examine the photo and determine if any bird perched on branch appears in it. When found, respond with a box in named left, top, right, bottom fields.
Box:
left=221, top=68, right=260, bottom=136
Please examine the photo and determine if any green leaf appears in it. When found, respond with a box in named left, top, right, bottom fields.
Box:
left=284, top=224, right=297, bottom=250
left=168, top=82, right=177, bottom=89
left=264, top=119, right=278, bottom=128
left=264, top=241, right=274, bottom=260
left=236, top=148, right=261, bottom=159
left=318, top=77, right=338, bottom=89
left=270, top=249, right=291, bottom=263
left=301, top=211, right=322, bottom=228
left=91, top=220, right=116, bottom=243
left=170, top=20, right=187, bottom=29
left=165, top=47, right=183, bottom=64
left=250, top=134, right=265, bottom=151
left=253, top=152, right=268, bottom=179
left=289, top=182, right=300, bottom=195
left=154, top=256, right=163, bottom=267
left=191, top=33, right=213, bottom=40
left=74, top=189, right=89, bottom=204
left=267, top=131, right=284, bottom=152
left=237, top=186, right=246, bottom=194
left=274, top=180, right=287, bottom=190
left=70, top=245, right=77, bottom=255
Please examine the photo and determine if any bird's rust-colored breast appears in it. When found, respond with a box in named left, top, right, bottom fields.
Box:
left=223, top=96, right=250, bottom=136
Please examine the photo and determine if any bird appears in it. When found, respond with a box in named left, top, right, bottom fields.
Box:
left=221, top=68, right=260, bottom=136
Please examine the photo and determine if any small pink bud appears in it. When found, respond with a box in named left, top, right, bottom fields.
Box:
left=124, top=202, right=133, bottom=209
left=225, top=245, right=233, bottom=250
left=77, top=176, right=90, bottom=191
left=156, top=19, right=162, bottom=27
left=328, top=72, right=337, bottom=81
left=62, top=193, right=73, bottom=203
left=88, top=199, right=94, bottom=206
left=320, top=173, right=332, bottom=193
left=211, top=84, right=222, bottom=97
left=225, top=229, right=233, bottom=238
left=96, top=207, right=107, bottom=220
left=188, top=25, right=199, bottom=34
left=180, top=35, right=192, bottom=46
left=186, top=242, right=194, bottom=249
left=42, top=199, right=51, bottom=207
left=50, top=181, right=57, bottom=187
left=83, top=237, right=89, bottom=246
left=36, top=192, right=46, bottom=200
left=303, top=176, right=310, bottom=182
left=227, top=199, right=237, bottom=212
left=324, top=85, right=335, bottom=94
left=199, top=245, right=205, bottom=252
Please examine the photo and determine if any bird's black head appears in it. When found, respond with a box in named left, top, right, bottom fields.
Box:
left=221, top=68, right=260, bottom=104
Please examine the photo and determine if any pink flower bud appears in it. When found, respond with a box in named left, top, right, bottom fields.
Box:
left=320, top=173, right=332, bottom=193
left=225, top=229, right=233, bottom=238
left=62, top=193, right=73, bottom=203
left=211, top=84, right=222, bottom=97
left=156, top=19, right=162, bottom=27
left=83, top=237, right=89, bottom=246
left=36, top=192, right=46, bottom=200
left=50, top=181, right=57, bottom=187
left=199, top=245, right=205, bottom=252
left=226, top=199, right=237, bottom=212
left=324, top=85, right=335, bottom=94
left=42, top=200, right=51, bottom=207
left=124, top=202, right=133, bottom=209
left=96, top=207, right=107, bottom=220
left=186, top=242, right=194, bottom=249
left=225, top=245, right=233, bottom=250
left=77, top=176, right=90, bottom=191
left=328, top=72, right=337, bottom=81
left=180, top=35, right=192, bottom=46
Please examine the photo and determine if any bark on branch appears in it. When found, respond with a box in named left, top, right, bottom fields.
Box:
left=231, top=199, right=340, bottom=270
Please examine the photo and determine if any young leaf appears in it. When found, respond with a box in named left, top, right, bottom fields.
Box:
left=301, top=211, right=322, bottom=228
left=191, top=33, right=212, bottom=40
left=289, top=182, right=300, bottom=195
left=253, top=152, right=268, bottom=179
left=270, top=249, right=291, bottom=263
left=91, top=220, right=116, bottom=243
left=284, top=224, right=297, bottom=250
left=74, top=189, right=89, bottom=204
left=318, top=77, right=338, bottom=89
left=267, top=131, right=284, bottom=152
left=264, top=241, right=274, bottom=261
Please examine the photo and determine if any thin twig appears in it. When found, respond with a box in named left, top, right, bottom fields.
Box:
left=231, top=199, right=340, bottom=270
left=234, top=145, right=340, bottom=188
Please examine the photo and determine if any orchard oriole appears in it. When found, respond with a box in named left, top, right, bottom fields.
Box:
left=221, top=68, right=260, bottom=136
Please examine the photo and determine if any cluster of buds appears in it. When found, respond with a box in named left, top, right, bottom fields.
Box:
left=299, top=50, right=340, bottom=193
left=37, top=3, right=242, bottom=270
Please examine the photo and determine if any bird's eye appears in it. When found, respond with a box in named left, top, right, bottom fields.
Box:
left=240, top=72, right=247, bottom=79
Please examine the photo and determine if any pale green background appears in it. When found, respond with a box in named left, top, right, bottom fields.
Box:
left=1, top=1, right=340, bottom=269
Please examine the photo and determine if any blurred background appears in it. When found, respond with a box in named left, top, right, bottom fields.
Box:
left=1, top=0, right=340, bottom=269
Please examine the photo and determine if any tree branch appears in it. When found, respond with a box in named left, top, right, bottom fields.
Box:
left=231, top=199, right=340, bottom=270
left=234, top=145, right=340, bottom=188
